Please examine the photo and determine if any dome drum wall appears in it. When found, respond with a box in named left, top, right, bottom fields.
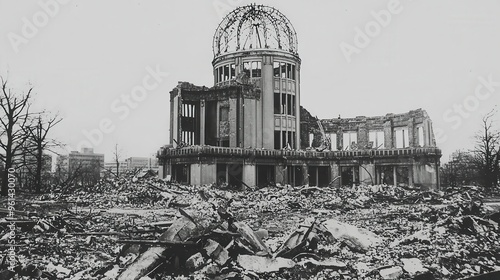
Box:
left=212, top=49, right=301, bottom=87
left=212, top=50, right=301, bottom=150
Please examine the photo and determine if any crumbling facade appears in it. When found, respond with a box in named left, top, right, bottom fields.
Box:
left=302, top=108, right=440, bottom=188
left=157, top=4, right=441, bottom=189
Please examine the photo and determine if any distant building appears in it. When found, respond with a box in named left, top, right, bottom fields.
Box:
left=125, top=157, right=149, bottom=170
left=103, top=156, right=159, bottom=176
left=55, top=148, right=104, bottom=186
left=103, top=161, right=128, bottom=175
left=125, top=156, right=159, bottom=171
left=148, top=157, right=159, bottom=171
left=56, top=154, right=69, bottom=173
left=43, top=154, right=53, bottom=173
left=67, top=148, right=104, bottom=174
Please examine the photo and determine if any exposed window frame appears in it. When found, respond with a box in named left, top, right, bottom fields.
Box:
left=330, top=133, right=338, bottom=151
left=394, top=127, right=409, bottom=148
left=342, top=131, right=357, bottom=150
left=417, top=126, right=425, bottom=147
left=369, top=130, right=385, bottom=149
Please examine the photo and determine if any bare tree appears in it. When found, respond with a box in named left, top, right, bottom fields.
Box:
left=0, top=77, right=32, bottom=196
left=472, top=109, right=500, bottom=193
left=113, top=143, right=123, bottom=177
left=75, top=158, right=101, bottom=188
left=23, top=113, right=62, bottom=193
left=53, top=155, right=82, bottom=192
left=440, top=150, right=479, bottom=189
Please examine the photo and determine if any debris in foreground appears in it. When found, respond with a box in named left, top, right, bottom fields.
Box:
left=1, top=176, right=499, bottom=279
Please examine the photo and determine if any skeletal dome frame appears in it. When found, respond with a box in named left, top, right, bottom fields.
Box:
left=213, top=4, right=298, bottom=57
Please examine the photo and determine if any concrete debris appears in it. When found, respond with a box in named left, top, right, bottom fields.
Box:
left=401, top=258, right=428, bottom=276
left=321, top=219, right=382, bottom=252
left=237, top=255, right=295, bottom=273
left=275, top=218, right=317, bottom=258
left=379, top=266, right=403, bottom=279
left=233, top=221, right=270, bottom=255
left=185, top=252, right=206, bottom=271
left=203, top=239, right=229, bottom=266
left=389, top=229, right=431, bottom=248
left=296, top=257, right=347, bottom=268
left=253, top=228, right=269, bottom=240
left=354, top=262, right=371, bottom=274
left=117, top=214, right=209, bottom=280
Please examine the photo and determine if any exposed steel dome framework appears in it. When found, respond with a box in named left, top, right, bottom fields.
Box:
left=213, top=4, right=298, bottom=57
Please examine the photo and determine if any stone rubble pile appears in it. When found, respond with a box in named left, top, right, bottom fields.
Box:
left=0, top=177, right=499, bottom=279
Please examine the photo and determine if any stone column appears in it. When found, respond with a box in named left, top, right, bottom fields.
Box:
left=358, top=123, right=368, bottom=149
left=384, top=120, right=393, bottom=148
left=295, top=63, right=301, bottom=149
left=302, top=163, right=309, bottom=186
left=330, top=162, right=340, bottom=187
left=242, top=164, right=256, bottom=188
left=200, top=100, right=205, bottom=146
left=262, top=55, right=274, bottom=149
left=190, top=164, right=201, bottom=186
left=243, top=99, right=257, bottom=148
left=360, top=163, right=375, bottom=185
left=200, top=163, right=216, bottom=185
left=407, top=118, right=415, bottom=147
left=393, top=166, right=398, bottom=187
left=275, top=164, right=286, bottom=185
left=229, top=98, right=238, bottom=147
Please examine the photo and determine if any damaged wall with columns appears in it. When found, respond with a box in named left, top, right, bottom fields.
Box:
left=297, top=107, right=441, bottom=189
left=302, top=108, right=437, bottom=150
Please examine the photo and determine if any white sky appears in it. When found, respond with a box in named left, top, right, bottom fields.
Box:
left=1, top=0, right=499, bottom=162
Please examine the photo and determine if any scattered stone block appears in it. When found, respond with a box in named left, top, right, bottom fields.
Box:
left=321, top=219, right=382, bottom=252
left=203, top=239, right=229, bottom=266
left=186, top=252, right=206, bottom=271
left=237, top=255, right=295, bottom=273
left=401, top=258, right=428, bottom=276
left=379, top=266, right=403, bottom=279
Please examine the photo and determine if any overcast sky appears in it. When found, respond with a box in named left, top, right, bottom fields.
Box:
left=1, top=0, right=499, bottom=162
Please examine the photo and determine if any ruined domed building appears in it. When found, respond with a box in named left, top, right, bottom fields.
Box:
left=157, top=4, right=442, bottom=189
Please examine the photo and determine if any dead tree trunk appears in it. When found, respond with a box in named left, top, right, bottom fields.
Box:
left=0, top=77, right=32, bottom=195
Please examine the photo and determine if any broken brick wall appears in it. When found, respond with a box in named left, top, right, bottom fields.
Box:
left=300, top=106, right=320, bottom=149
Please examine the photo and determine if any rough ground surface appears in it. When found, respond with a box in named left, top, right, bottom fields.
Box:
left=1, top=175, right=499, bottom=280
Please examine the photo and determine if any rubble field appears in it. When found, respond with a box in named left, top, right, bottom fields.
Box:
left=1, top=174, right=500, bottom=280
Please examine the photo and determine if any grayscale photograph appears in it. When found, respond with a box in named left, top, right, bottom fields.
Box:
left=1, top=0, right=500, bottom=279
